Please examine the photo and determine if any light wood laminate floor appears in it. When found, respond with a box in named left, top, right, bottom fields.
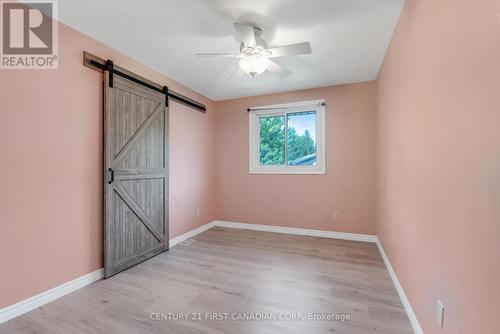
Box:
left=0, top=227, right=412, bottom=334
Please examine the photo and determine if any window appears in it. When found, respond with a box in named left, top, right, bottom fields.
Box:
left=249, top=100, right=325, bottom=174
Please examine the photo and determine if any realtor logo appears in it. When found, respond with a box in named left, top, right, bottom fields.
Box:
left=1, top=0, right=58, bottom=69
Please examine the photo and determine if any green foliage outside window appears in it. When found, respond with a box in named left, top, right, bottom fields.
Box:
left=259, top=116, right=285, bottom=165
left=287, top=128, right=315, bottom=164
left=259, top=112, right=316, bottom=165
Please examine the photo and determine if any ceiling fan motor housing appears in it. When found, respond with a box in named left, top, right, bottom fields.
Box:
left=195, top=23, right=308, bottom=79
left=240, top=27, right=268, bottom=55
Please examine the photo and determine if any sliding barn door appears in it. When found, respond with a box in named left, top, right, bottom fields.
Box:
left=104, top=72, right=169, bottom=278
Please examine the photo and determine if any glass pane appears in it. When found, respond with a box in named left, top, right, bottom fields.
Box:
left=287, top=111, right=317, bottom=166
left=259, top=115, right=285, bottom=165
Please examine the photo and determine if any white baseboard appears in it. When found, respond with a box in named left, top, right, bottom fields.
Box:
left=376, top=239, right=423, bottom=334
left=1, top=221, right=421, bottom=334
left=0, top=222, right=219, bottom=324
left=0, top=268, right=104, bottom=324
left=212, top=220, right=378, bottom=243
left=169, top=221, right=216, bottom=247
left=213, top=220, right=421, bottom=333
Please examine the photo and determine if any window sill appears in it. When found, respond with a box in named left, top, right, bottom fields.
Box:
left=249, top=167, right=326, bottom=175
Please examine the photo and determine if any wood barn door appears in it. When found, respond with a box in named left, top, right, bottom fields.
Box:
left=104, top=72, right=169, bottom=278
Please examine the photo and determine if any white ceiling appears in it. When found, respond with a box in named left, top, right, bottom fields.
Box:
left=58, top=0, right=404, bottom=101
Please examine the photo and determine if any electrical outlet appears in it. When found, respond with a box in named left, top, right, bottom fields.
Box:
left=436, top=300, right=444, bottom=329
left=196, top=209, right=200, bottom=217
left=332, top=211, right=340, bottom=222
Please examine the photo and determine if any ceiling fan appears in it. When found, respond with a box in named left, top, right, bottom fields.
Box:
left=195, top=23, right=312, bottom=79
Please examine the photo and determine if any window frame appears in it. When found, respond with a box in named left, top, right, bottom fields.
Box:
left=249, top=99, right=326, bottom=175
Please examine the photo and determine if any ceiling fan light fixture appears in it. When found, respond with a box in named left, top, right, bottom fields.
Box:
left=239, top=55, right=270, bottom=77
left=195, top=23, right=311, bottom=79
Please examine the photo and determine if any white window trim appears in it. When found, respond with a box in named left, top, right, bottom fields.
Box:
left=249, top=99, right=326, bottom=175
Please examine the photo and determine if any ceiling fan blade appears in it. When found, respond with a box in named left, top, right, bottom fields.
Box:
left=233, top=23, right=256, bottom=47
left=266, top=42, right=312, bottom=58
left=267, top=60, right=291, bottom=79
left=195, top=53, right=238, bottom=58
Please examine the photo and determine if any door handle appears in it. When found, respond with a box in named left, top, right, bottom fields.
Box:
left=107, top=168, right=115, bottom=184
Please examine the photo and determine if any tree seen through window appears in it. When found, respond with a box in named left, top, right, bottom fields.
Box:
left=259, top=111, right=316, bottom=166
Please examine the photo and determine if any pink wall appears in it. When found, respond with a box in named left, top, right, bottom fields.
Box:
left=214, top=82, right=377, bottom=235
left=4, top=4, right=497, bottom=331
left=376, top=0, right=500, bottom=333
left=0, top=23, right=216, bottom=308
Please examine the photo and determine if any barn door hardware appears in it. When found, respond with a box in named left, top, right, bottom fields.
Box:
left=107, top=168, right=115, bottom=184
left=83, top=51, right=206, bottom=113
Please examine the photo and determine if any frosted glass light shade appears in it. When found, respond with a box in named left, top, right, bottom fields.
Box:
left=239, top=56, right=270, bottom=77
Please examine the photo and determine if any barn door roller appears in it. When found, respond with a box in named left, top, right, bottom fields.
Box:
left=84, top=52, right=206, bottom=113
